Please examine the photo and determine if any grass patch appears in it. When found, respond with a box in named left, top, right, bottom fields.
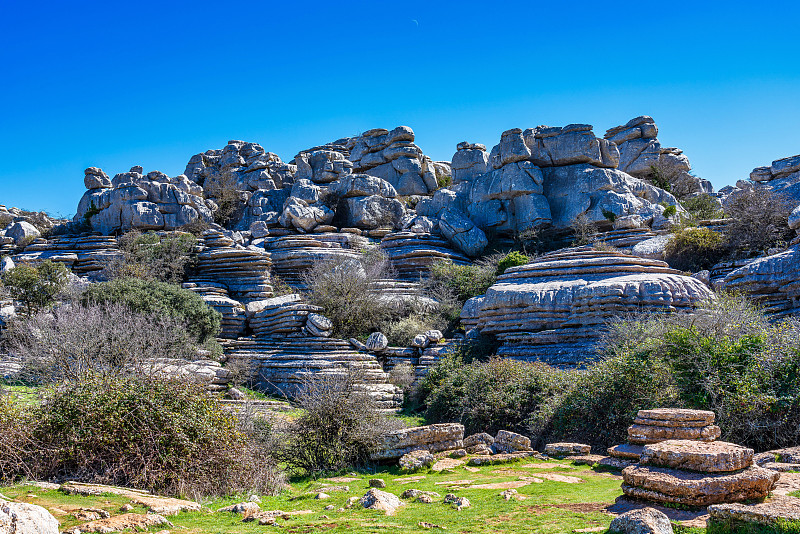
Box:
left=1, top=459, right=626, bottom=533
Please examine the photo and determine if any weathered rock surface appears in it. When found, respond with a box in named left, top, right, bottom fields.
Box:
left=63, top=512, right=172, bottom=533
left=608, top=507, right=673, bottom=534
left=381, top=232, right=471, bottom=280
left=360, top=488, right=404, bottom=515
left=493, top=430, right=533, bottom=454
left=545, top=443, right=591, bottom=456
left=475, top=249, right=715, bottom=365
left=718, top=245, right=800, bottom=318
left=640, top=440, right=754, bottom=473
left=0, top=501, right=60, bottom=534
left=370, top=423, right=465, bottom=461
left=399, top=449, right=436, bottom=471
left=621, top=465, right=779, bottom=506
left=708, top=494, right=800, bottom=527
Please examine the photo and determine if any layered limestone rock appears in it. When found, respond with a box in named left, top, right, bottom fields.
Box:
left=263, top=233, right=364, bottom=286
left=380, top=232, right=471, bottom=280
left=12, top=235, right=122, bottom=279
left=370, top=423, right=465, bottom=461
left=622, top=462, right=779, bottom=506
left=605, top=116, right=713, bottom=196
left=745, top=154, right=800, bottom=204
left=185, top=140, right=296, bottom=192
left=149, top=358, right=232, bottom=392
left=191, top=230, right=274, bottom=302
left=474, top=249, right=715, bottom=365
left=708, top=495, right=800, bottom=529
left=718, top=245, right=800, bottom=318
left=754, top=447, right=800, bottom=472
left=224, top=337, right=402, bottom=410
left=248, top=294, right=323, bottom=337
left=640, top=440, right=754, bottom=473
left=74, top=167, right=215, bottom=234
left=628, top=409, right=721, bottom=445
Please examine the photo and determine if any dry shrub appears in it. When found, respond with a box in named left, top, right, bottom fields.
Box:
left=7, top=302, right=198, bottom=382
left=664, top=226, right=726, bottom=271
left=279, top=369, right=403, bottom=475
left=570, top=213, right=597, bottom=245
left=204, top=173, right=243, bottom=225
left=724, top=188, right=795, bottom=253
left=107, top=230, right=197, bottom=284
left=302, top=253, right=393, bottom=339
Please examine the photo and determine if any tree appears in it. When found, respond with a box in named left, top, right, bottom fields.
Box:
left=0, top=260, right=69, bottom=315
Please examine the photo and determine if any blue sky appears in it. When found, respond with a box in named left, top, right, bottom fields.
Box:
left=1, top=0, right=799, bottom=216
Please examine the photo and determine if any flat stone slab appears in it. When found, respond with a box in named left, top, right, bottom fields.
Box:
left=608, top=444, right=644, bottom=460
left=636, top=408, right=715, bottom=425
left=622, top=464, right=780, bottom=506
left=545, top=443, right=591, bottom=456
left=708, top=495, right=800, bottom=526
left=628, top=423, right=721, bottom=445
left=640, top=440, right=754, bottom=472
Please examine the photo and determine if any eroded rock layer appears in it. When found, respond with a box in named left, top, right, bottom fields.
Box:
left=475, top=248, right=715, bottom=365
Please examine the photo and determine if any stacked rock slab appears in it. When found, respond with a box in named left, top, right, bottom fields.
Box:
left=263, top=233, right=363, bottom=287
left=370, top=423, right=465, bottom=461
left=12, top=235, right=122, bottom=278
left=248, top=294, right=323, bottom=337
left=744, top=154, right=800, bottom=205
left=182, top=281, right=247, bottom=339
left=192, top=230, right=274, bottom=302
left=622, top=439, right=779, bottom=506
left=380, top=232, right=471, bottom=280
left=718, top=245, right=800, bottom=318
left=224, top=337, right=402, bottom=410
left=608, top=408, right=721, bottom=463
left=474, top=248, right=715, bottom=365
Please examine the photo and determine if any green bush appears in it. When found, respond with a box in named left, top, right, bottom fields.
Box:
left=496, top=251, right=529, bottom=275
left=423, top=355, right=568, bottom=436
left=429, top=260, right=496, bottom=303
left=662, top=204, right=678, bottom=217
left=82, top=278, right=221, bottom=344
left=0, top=260, right=69, bottom=315
left=664, top=226, right=726, bottom=271
left=110, top=230, right=197, bottom=283
left=681, top=194, right=723, bottom=220
left=12, top=375, right=285, bottom=496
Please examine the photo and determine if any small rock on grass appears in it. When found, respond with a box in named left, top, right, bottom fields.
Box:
left=419, top=521, right=446, bottom=529
left=369, top=478, right=386, bottom=488
left=609, top=507, right=673, bottom=534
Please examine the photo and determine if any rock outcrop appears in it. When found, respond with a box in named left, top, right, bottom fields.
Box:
left=74, top=167, right=215, bottom=234
left=474, top=248, right=715, bottom=365
left=370, top=423, right=465, bottom=461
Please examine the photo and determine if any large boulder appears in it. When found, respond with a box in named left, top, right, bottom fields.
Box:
left=5, top=221, right=40, bottom=245
left=609, top=507, right=673, bottom=534
left=0, top=501, right=60, bottom=534
left=342, top=195, right=405, bottom=230
left=438, top=208, right=488, bottom=257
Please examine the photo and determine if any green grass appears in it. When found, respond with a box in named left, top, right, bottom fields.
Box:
left=707, top=518, right=800, bottom=534
left=1, top=459, right=630, bottom=533
left=0, top=381, right=42, bottom=407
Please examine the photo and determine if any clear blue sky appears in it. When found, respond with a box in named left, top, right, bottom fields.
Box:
left=1, top=0, right=799, bottom=217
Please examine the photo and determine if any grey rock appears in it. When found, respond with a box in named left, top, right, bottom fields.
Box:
left=789, top=205, right=800, bottom=231
left=343, top=195, right=404, bottom=230
left=609, top=507, right=673, bottom=534
left=439, top=208, right=488, bottom=257
left=366, top=332, right=388, bottom=352
left=0, top=501, right=60, bottom=534
left=6, top=221, right=40, bottom=245
left=84, top=167, right=112, bottom=189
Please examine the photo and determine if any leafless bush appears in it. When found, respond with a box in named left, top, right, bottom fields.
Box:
left=648, top=162, right=703, bottom=200
left=7, top=302, right=197, bottom=382
left=302, top=253, right=394, bottom=339
left=723, top=187, right=795, bottom=254
left=570, top=213, right=597, bottom=245
left=388, top=363, right=415, bottom=393
left=279, top=368, right=403, bottom=475
left=204, top=173, right=243, bottom=225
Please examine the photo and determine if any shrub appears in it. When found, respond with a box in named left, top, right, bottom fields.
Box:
left=429, top=260, right=496, bottom=303
left=303, top=254, right=393, bottom=339
left=571, top=213, right=597, bottom=245
left=28, top=375, right=284, bottom=497
left=0, top=392, right=37, bottom=483
left=424, top=356, right=568, bottom=436
left=648, top=162, right=703, bottom=200
left=279, top=369, right=402, bottom=475
left=7, top=303, right=199, bottom=382
left=662, top=204, right=678, bottom=218
left=108, top=230, right=197, bottom=283
left=601, top=208, right=617, bottom=223
left=204, top=173, right=242, bottom=225
left=724, top=188, right=795, bottom=254
left=681, top=194, right=723, bottom=221
left=0, top=260, right=69, bottom=315
left=384, top=313, right=447, bottom=347
left=81, top=278, right=221, bottom=344
left=496, top=251, right=529, bottom=275
left=664, top=226, right=726, bottom=271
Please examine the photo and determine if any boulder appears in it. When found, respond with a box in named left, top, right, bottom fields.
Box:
left=0, top=501, right=60, bottom=534
left=708, top=494, right=800, bottom=529
left=545, top=443, right=591, bottom=456
left=640, top=440, right=754, bottom=473
left=6, top=221, right=40, bottom=245
left=494, top=430, right=533, bottom=453
left=365, top=332, right=388, bottom=352
left=371, top=423, right=465, bottom=461
left=360, top=489, right=404, bottom=515
left=609, top=507, right=673, bottom=534
left=343, top=195, right=405, bottom=230
left=84, top=167, right=112, bottom=189
left=621, top=464, right=780, bottom=506
left=438, top=208, right=488, bottom=257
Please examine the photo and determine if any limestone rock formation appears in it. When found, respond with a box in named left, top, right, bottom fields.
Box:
left=185, top=140, right=295, bottom=192
left=640, top=440, right=754, bottom=473
left=0, top=501, right=60, bottom=534
left=718, top=245, right=800, bottom=318
left=380, top=232, right=471, bottom=280
left=745, top=154, right=800, bottom=204
left=474, top=248, right=715, bottom=365
left=621, top=463, right=779, bottom=506
left=608, top=507, right=673, bottom=534
left=13, top=235, right=122, bottom=279
left=370, top=423, right=465, bottom=461
left=74, top=166, right=215, bottom=234
left=708, top=495, right=800, bottom=528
